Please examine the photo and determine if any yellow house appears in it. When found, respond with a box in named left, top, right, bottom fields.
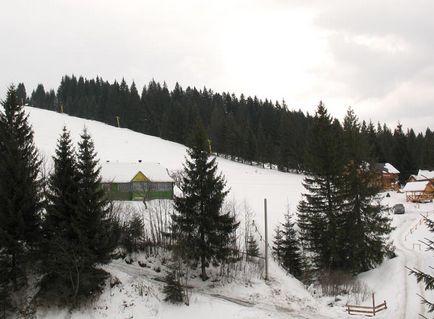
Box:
left=100, top=162, right=174, bottom=201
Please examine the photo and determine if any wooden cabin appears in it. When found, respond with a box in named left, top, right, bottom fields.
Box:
left=100, top=162, right=174, bottom=201
left=408, top=170, right=434, bottom=183
left=402, top=181, right=434, bottom=203
left=375, top=163, right=400, bottom=190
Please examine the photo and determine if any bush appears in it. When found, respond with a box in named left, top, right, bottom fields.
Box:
left=317, top=270, right=372, bottom=304
left=121, top=214, right=145, bottom=254
left=37, top=268, right=109, bottom=307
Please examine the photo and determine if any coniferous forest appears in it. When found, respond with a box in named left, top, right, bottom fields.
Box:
left=21, top=75, right=434, bottom=182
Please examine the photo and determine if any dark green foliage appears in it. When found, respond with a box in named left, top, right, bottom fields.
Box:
left=409, top=218, right=434, bottom=313
left=297, top=102, right=347, bottom=271
left=76, top=129, right=119, bottom=264
left=42, top=127, right=83, bottom=303
left=0, top=86, right=44, bottom=290
left=298, top=106, right=392, bottom=275
left=163, top=268, right=184, bottom=304
left=340, top=109, right=392, bottom=273
left=272, top=214, right=302, bottom=278
left=172, top=123, right=239, bottom=280
left=246, top=235, right=260, bottom=259
left=38, top=267, right=109, bottom=307
left=16, top=83, right=27, bottom=105
left=28, top=75, right=434, bottom=172
left=41, top=127, right=117, bottom=305
left=121, top=215, right=145, bottom=254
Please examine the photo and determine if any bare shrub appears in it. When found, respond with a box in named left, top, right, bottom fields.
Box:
left=316, top=271, right=372, bottom=304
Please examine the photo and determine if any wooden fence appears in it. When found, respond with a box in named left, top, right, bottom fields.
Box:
left=346, top=294, right=387, bottom=316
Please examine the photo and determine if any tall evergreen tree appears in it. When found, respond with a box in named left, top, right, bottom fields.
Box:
left=76, top=129, right=118, bottom=266
left=297, top=102, right=346, bottom=271
left=0, top=86, right=44, bottom=289
left=16, top=83, right=27, bottom=105
left=172, top=123, right=239, bottom=280
left=341, top=108, right=392, bottom=273
left=272, top=214, right=302, bottom=278
left=42, top=128, right=118, bottom=303
left=42, top=127, right=82, bottom=301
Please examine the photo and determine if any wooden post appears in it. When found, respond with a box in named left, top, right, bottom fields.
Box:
left=60, top=104, right=64, bottom=113
left=116, top=116, right=120, bottom=128
left=264, top=198, right=268, bottom=281
left=372, top=293, right=376, bottom=316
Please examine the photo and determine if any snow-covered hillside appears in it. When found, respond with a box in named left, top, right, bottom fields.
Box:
left=28, top=106, right=304, bottom=234
left=26, top=107, right=434, bottom=319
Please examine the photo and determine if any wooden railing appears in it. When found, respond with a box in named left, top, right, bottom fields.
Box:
left=346, top=294, right=387, bottom=316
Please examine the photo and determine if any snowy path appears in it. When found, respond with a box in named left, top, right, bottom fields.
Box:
left=106, top=260, right=339, bottom=319
left=394, top=212, right=427, bottom=319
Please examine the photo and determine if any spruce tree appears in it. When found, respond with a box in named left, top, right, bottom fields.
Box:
left=172, top=123, right=239, bottom=280
left=16, top=83, right=27, bottom=105
left=41, top=127, right=83, bottom=301
left=76, top=129, right=118, bottom=266
left=297, top=102, right=346, bottom=271
left=42, top=128, right=118, bottom=303
left=246, top=235, right=260, bottom=259
left=163, top=268, right=184, bottom=304
left=273, top=214, right=302, bottom=278
left=341, top=109, right=392, bottom=273
left=0, top=86, right=44, bottom=289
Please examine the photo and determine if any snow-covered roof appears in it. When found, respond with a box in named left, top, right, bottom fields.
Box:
left=100, top=162, right=173, bottom=183
left=403, top=181, right=432, bottom=192
left=417, top=169, right=434, bottom=180
left=376, top=163, right=400, bottom=174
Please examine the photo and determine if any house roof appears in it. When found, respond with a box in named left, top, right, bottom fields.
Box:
left=417, top=169, right=434, bottom=180
left=376, top=163, right=400, bottom=174
left=403, top=181, right=432, bottom=192
left=100, top=162, right=173, bottom=183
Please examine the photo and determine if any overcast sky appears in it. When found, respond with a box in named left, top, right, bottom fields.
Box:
left=1, top=0, right=433, bottom=132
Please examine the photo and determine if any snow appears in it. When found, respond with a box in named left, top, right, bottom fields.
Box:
left=24, top=106, right=434, bottom=318
left=418, top=169, right=434, bottom=180
left=100, top=161, right=173, bottom=183
left=384, top=163, right=400, bottom=174
left=402, top=181, right=431, bottom=192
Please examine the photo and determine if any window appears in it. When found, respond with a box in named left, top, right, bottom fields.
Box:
left=118, top=183, right=130, bottom=192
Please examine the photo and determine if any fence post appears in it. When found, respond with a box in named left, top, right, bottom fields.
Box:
left=372, top=293, right=376, bottom=316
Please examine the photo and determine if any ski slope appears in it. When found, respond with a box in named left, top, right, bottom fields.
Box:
left=25, top=106, right=434, bottom=319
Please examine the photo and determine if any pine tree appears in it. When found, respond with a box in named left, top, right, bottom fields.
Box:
left=246, top=235, right=260, bottom=259
left=341, top=109, right=392, bottom=273
left=172, top=123, right=239, bottom=280
left=297, top=102, right=346, bottom=271
left=163, top=268, right=184, bottom=304
left=273, top=214, right=302, bottom=278
left=0, top=86, right=44, bottom=289
left=76, top=129, right=118, bottom=266
left=41, top=127, right=83, bottom=301
left=42, top=128, right=117, bottom=304
left=16, top=83, right=27, bottom=105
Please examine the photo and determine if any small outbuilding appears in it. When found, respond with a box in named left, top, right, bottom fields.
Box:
left=375, top=163, right=400, bottom=190
left=407, top=169, right=434, bottom=183
left=100, top=162, right=174, bottom=201
left=402, top=181, right=434, bottom=203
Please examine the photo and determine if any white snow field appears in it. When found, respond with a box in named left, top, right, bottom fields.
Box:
left=26, top=106, right=434, bottom=318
